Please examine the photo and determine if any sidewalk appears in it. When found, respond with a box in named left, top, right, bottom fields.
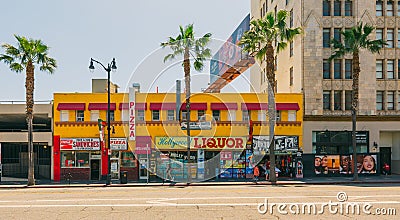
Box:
left=1, top=175, right=400, bottom=189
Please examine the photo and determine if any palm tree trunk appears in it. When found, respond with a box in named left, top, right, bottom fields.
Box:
left=266, top=43, right=277, bottom=184
left=26, top=61, right=35, bottom=186
left=184, top=48, right=191, bottom=183
left=351, top=52, right=360, bottom=181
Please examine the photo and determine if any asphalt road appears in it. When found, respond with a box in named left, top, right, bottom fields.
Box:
left=0, top=184, right=399, bottom=220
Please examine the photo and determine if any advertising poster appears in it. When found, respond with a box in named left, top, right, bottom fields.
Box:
left=252, top=136, right=269, bottom=155
left=197, top=149, right=205, bottom=179
left=245, top=149, right=254, bottom=179
left=352, top=154, right=377, bottom=174
left=314, top=155, right=340, bottom=175
left=274, top=136, right=299, bottom=151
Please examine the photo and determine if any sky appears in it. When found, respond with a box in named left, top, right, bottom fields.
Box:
left=0, top=0, right=251, bottom=101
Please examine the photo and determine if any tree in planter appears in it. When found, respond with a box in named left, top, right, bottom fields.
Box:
left=239, top=10, right=301, bottom=184
left=329, top=23, right=385, bottom=181
left=0, top=35, right=57, bottom=186
left=161, top=24, right=211, bottom=183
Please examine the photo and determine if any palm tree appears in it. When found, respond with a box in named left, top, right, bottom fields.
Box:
left=161, top=24, right=211, bottom=183
left=329, top=23, right=385, bottom=181
left=0, top=35, right=57, bottom=186
left=239, top=10, right=301, bottom=184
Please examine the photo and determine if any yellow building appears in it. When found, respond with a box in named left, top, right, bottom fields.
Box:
left=53, top=86, right=303, bottom=182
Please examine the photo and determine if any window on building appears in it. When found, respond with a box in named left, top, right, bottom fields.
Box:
left=376, top=1, right=383, bottom=16
left=136, top=110, right=145, bottom=122
left=90, top=110, right=99, bottom=122
left=387, top=91, right=395, bottom=110
left=398, top=1, right=400, bottom=15
left=334, top=59, right=342, bottom=79
left=398, top=60, right=400, bottom=78
left=212, top=110, right=220, bottom=121
left=181, top=110, right=188, bottom=121
left=323, top=91, right=331, bottom=110
left=276, top=110, right=281, bottom=122
left=345, top=0, right=353, bottom=16
left=323, top=59, right=331, bottom=79
left=106, top=110, right=114, bottom=122
left=323, top=29, right=331, bottom=48
left=76, top=110, right=84, bottom=122
left=228, top=110, right=236, bottom=121
left=242, top=110, right=250, bottom=122
left=334, top=0, right=341, bottom=16
left=60, top=110, right=69, bottom=122
left=323, top=0, right=331, bottom=16
left=376, top=28, right=383, bottom=43
left=152, top=110, right=160, bottom=121
left=290, top=9, right=294, bottom=28
left=334, top=90, right=342, bottom=110
left=61, top=152, right=89, bottom=168
left=167, top=110, right=175, bottom=121
left=258, top=110, right=266, bottom=121
left=376, top=91, right=384, bottom=110
left=376, top=60, right=383, bottom=79
left=345, top=90, right=352, bottom=110
left=387, top=60, right=395, bottom=79
left=345, top=59, right=352, bottom=79
left=260, top=8, right=263, bottom=18
left=286, top=0, right=289, bottom=5
left=197, top=110, right=205, bottom=121
left=290, top=41, right=294, bottom=57
left=274, top=6, right=277, bottom=18
left=398, top=92, right=400, bottom=110
left=290, top=67, right=294, bottom=86
left=121, top=110, right=128, bottom=122
left=334, top=28, right=341, bottom=42
left=121, top=152, right=137, bottom=168
left=398, top=30, right=400, bottom=48
left=288, top=110, right=297, bottom=121
left=387, top=0, right=394, bottom=16
left=387, top=29, right=394, bottom=48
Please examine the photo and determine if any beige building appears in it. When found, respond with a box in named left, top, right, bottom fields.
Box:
left=0, top=102, right=53, bottom=179
left=250, top=0, right=400, bottom=174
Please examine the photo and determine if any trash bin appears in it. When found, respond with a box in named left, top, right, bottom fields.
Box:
left=120, top=171, right=128, bottom=184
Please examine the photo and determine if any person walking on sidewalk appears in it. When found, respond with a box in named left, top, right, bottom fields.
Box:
left=253, top=165, right=260, bottom=182
left=166, top=163, right=174, bottom=182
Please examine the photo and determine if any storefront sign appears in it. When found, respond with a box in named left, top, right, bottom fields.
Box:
left=60, top=138, right=100, bottom=150
left=155, top=137, right=247, bottom=150
left=129, top=87, right=136, bottom=141
left=135, top=145, right=151, bottom=155
left=220, top=151, right=232, bottom=160
left=181, top=121, right=212, bottom=130
left=110, top=138, right=128, bottom=150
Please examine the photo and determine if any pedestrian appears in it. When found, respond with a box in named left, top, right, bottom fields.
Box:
left=253, top=165, right=259, bottom=182
left=383, top=162, right=390, bottom=175
left=265, top=161, right=270, bottom=180
left=166, top=163, right=174, bottom=181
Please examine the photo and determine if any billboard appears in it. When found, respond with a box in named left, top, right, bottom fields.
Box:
left=210, top=14, right=250, bottom=84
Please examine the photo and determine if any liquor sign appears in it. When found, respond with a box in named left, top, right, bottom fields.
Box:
left=129, top=87, right=136, bottom=141
left=60, top=138, right=100, bottom=150
left=110, top=138, right=128, bottom=150
left=155, top=137, right=247, bottom=150
left=181, top=121, right=212, bottom=130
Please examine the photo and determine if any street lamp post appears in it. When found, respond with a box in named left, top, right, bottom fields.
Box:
left=89, top=58, right=117, bottom=185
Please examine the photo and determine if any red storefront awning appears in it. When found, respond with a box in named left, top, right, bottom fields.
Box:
left=57, top=103, right=85, bottom=111
left=180, top=103, right=207, bottom=110
left=88, top=103, right=116, bottom=110
left=276, top=103, right=300, bottom=111
left=210, top=103, right=238, bottom=110
left=241, top=103, right=268, bottom=110
left=119, top=103, right=128, bottom=110
left=119, top=103, right=147, bottom=110
left=150, top=103, right=176, bottom=110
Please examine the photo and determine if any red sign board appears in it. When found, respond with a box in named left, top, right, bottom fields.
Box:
left=60, top=138, right=100, bottom=150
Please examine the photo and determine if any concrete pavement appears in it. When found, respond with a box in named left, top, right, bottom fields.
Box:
left=1, top=174, right=400, bottom=189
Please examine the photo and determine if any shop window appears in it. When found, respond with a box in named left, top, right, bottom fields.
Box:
left=345, top=90, right=352, bottom=110
left=376, top=91, right=384, bottom=110
left=228, top=110, right=236, bottom=121
left=76, top=152, right=89, bottom=167
left=334, top=90, right=342, bottom=110
left=242, top=110, right=250, bottom=122
left=387, top=29, right=394, bottom=48
left=323, top=29, right=331, bottom=48
left=111, top=151, right=120, bottom=159
left=76, top=110, right=84, bottom=122
left=61, top=152, right=74, bottom=167
left=323, top=59, right=331, bottom=79
left=107, top=110, right=114, bottom=122
left=344, top=0, right=353, bottom=16
left=212, top=110, right=220, bottom=121
left=387, top=91, right=395, bottom=110
left=90, top=110, right=99, bottom=122
left=167, top=110, right=175, bottom=121
left=387, top=60, right=394, bottom=79
left=258, top=110, right=266, bottom=121
left=60, top=110, right=69, bottom=122
left=323, top=90, right=331, bottom=110
left=376, top=60, right=383, bottom=79
left=345, top=59, right=352, bottom=79
left=121, top=152, right=136, bottom=167
left=152, top=110, right=160, bottom=121
left=197, top=110, right=205, bottom=121
left=387, top=0, right=394, bottom=16
left=288, top=110, right=296, bottom=121
left=136, top=110, right=145, bottom=122
left=276, top=110, right=281, bottom=122
left=376, top=1, right=383, bottom=16
left=121, top=110, right=128, bottom=122
left=333, top=0, right=341, bottom=16
left=181, top=110, right=188, bottom=121
left=323, top=0, right=331, bottom=16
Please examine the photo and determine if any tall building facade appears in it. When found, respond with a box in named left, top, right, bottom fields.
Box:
left=251, top=0, right=400, bottom=175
